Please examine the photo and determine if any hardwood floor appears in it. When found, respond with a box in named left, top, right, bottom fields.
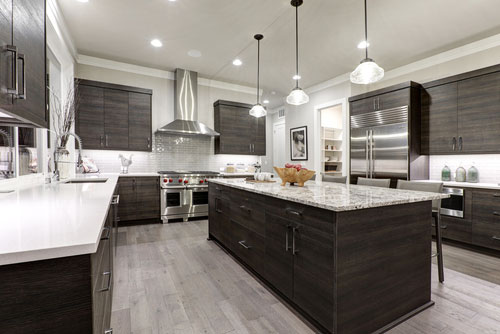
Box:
left=111, top=220, right=500, bottom=334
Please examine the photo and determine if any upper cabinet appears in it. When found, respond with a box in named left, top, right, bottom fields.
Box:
left=421, top=66, right=500, bottom=154
left=75, top=79, right=152, bottom=152
left=349, top=82, right=416, bottom=116
left=0, top=0, right=47, bottom=128
left=213, top=100, right=266, bottom=156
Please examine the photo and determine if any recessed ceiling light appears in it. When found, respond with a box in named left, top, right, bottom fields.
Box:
left=293, top=74, right=301, bottom=80
left=76, top=0, right=89, bottom=2
left=271, top=91, right=276, bottom=95
left=168, top=0, right=177, bottom=2
left=151, top=39, right=163, bottom=48
left=263, top=99, right=270, bottom=104
left=357, top=40, right=370, bottom=49
left=188, top=49, right=202, bottom=57
left=232, top=58, right=243, bottom=66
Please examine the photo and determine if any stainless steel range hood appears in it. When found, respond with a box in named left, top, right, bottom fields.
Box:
left=156, top=69, right=219, bottom=136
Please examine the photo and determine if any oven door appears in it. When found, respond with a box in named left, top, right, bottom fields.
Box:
left=189, top=186, right=209, bottom=215
left=162, top=187, right=190, bottom=217
left=440, top=187, right=464, bottom=218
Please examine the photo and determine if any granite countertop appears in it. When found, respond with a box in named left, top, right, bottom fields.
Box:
left=0, top=175, right=119, bottom=265
left=210, top=178, right=448, bottom=212
left=418, top=180, right=500, bottom=190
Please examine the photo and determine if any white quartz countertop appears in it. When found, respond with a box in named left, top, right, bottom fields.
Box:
left=0, top=174, right=119, bottom=266
left=210, top=178, right=448, bottom=212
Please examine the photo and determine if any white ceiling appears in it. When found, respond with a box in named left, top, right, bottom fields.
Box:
left=58, top=0, right=500, bottom=107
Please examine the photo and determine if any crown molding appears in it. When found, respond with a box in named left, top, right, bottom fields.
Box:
left=76, top=54, right=259, bottom=95
left=46, top=0, right=77, bottom=59
left=305, top=32, right=500, bottom=94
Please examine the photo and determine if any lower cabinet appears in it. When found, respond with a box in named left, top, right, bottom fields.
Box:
left=208, top=183, right=335, bottom=333
left=0, top=205, right=115, bottom=333
left=117, top=176, right=160, bottom=223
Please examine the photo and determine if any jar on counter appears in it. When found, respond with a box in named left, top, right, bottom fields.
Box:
left=467, top=163, right=479, bottom=183
left=441, top=164, right=451, bottom=181
left=456, top=164, right=466, bottom=182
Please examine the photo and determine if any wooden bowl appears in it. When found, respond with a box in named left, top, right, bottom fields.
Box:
left=273, top=167, right=315, bottom=187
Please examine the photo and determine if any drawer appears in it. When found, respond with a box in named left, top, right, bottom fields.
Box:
left=231, top=190, right=266, bottom=237
left=432, top=216, right=472, bottom=243
left=265, top=197, right=334, bottom=235
left=472, top=190, right=500, bottom=224
left=230, top=220, right=266, bottom=275
left=209, top=182, right=230, bottom=200
left=209, top=195, right=231, bottom=243
left=91, top=228, right=110, bottom=284
left=472, top=222, right=500, bottom=251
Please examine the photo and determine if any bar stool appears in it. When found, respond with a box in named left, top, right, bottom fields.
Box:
left=323, top=175, right=347, bottom=184
left=357, top=177, right=391, bottom=188
left=397, top=180, right=445, bottom=283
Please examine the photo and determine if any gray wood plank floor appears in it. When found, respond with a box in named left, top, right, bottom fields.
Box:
left=111, top=220, right=500, bottom=334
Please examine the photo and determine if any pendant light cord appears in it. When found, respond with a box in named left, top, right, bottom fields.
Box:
left=257, top=38, right=260, bottom=104
left=295, top=4, right=299, bottom=88
left=364, top=0, right=368, bottom=59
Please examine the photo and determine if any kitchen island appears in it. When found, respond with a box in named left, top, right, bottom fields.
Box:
left=208, top=178, right=448, bottom=334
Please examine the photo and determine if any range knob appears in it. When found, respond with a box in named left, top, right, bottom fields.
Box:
left=184, top=180, right=189, bottom=184
left=205, top=179, right=208, bottom=183
left=178, top=178, right=183, bottom=183
left=199, top=180, right=204, bottom=184
left=169, top=178, right=173, bottom=183
left=163, top=178, right=168, bottom=183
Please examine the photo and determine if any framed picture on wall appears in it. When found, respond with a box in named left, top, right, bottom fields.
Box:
left=290, top=126, right=308, bottom=161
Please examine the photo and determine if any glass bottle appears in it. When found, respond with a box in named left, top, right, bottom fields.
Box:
left=441, top=164, right=451, bottom=181
left=456, top=163, right=466, bottom=182
left=467, top=163, right=479, bottom=183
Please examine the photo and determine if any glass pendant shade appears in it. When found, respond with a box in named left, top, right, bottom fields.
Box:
left=350, top=58, right=384, bottom=85
left=249, top=103, right=267, bottom=118
left=286, top=87, right=309, bottom=106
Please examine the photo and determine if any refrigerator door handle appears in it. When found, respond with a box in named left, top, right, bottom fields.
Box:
left=370, top=130, right=374, bottom=178
left=365, top=130, right=370, bottom=178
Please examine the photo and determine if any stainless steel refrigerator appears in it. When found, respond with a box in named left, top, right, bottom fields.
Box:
left=350, top=106, right=411, bottom=184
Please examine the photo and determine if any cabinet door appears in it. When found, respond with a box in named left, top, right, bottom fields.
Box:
left=264, top=212, right=294, bottom=299
left=118, top=177, right=136, bottom=222
left=293, top=221, right=335, bottom=332
left=216, top=104, right=252, bottom=154
left=135, top=177, right=160, bottom=220
left=76, top=85, right=105, bottom=149
left=350, top=99, right=372, bottom=116
left=421, top=83, right=458, bottom=154
left=128, top=92, right=151, bottom=151
left=104, top=88, right=129, bottom=150
left=377, top=88, right=410, bottom=111
left=458, top=72, right=500, bottom=153
left=0, top=3, right=13, bottom=110
left=12, top=0, right=46, bottom=127
left=251, top=115, right=266, bottom=155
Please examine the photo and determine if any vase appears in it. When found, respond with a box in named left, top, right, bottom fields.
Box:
left=467, top=164, right=479, bottom=183
left=441, top=165, right=451, bottom=181
left=455, top=165, right=466, bottom=182
left=55, top=147, right=71, bottom=180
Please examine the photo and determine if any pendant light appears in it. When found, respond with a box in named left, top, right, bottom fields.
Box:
left=249, top=34, right=267, bottom=118
left=286, top=0, right=309, bottom=106
left=350, top=0, right=384, bottom=85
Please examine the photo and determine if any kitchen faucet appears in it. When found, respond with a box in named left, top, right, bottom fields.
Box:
left=52, top=131, right=83, bottom=181
left=0, top=128, right=14, bottom=178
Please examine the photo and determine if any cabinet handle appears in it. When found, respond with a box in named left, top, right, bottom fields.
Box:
left=215, top=198, right=223, bottom=213
left=239, top=205, right=251, bottom=212
left=104, top=330, right=113, bottom=334
left=101, top=227, right=111, bottom=240
left=452, top=137, right=456, bottom=151
left=492, top=236, right=500, bottom=241
left=105, top=135, right=109, bottom=147
left=378, top=97, right=381, bottom=110
left=100, top=135, right=104, bottom=147
left=98, top=271, right=112, bottom=292
left=292, top=227, right=298, bottom=255
left=493, top=194, right=500, bottom=198
left=373, top=99, right=376, bottom=111
left=111, top=195, right=120, bottom=205
left=458, top=136, right=463, bottom=151
left=147, top=138, right=151, bottom=148
left=5, top=45, right=18, bottom=95
left=285, top=225, right=291, bottom=251
left=16, top=53, right=26, bottom=100
left=432, top=224, right=447, bottom=229
left=238, top=240, right=251, bottom=249
left=493, top=212, right=500, bottom=216
left=285, top=208, right=302, bottom=217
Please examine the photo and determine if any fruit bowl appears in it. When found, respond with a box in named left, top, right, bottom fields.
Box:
left=274, top=167, right=315, bottom=187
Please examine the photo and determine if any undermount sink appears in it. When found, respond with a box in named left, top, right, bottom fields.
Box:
left=64, top=178, right=108, bottom=184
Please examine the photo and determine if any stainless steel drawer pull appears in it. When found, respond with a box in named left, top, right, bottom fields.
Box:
left=101, top=227, right=111, bottom=240
left=239, top=205, right=251, bottom=212
left=99, top=271, right=112, bottom=292
left=17, top=53, right=26, bottom=100
left=5, top=45, right=18, bottom=95
left=431, top=224, right=447, bottom=229
left=285, top=225, right=291, bottom=251
left=493, top=194, right=500, bottom=198
left=112, top=195, right=120, bottom=205
left=292, top=227, right=298, bottom=255
left=492, top=236, right=500, bottom=241
left=238, top=240, right=251, bottom=249
left=104, top=329, right=113, bottom=334
left=286, top=208, right=302, bottom=217
left=493, top=212, right=500, bottom=216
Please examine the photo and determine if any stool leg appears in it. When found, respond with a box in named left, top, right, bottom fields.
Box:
left=435, top=214, right=445, bottom=283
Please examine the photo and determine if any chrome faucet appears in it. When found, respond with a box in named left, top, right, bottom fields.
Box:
left=53, top=131, right=83, bottom=181
left=0, top=128, right=14, bottom=179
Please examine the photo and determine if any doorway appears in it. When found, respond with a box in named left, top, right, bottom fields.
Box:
left=273, top=121, right=286, bottom=169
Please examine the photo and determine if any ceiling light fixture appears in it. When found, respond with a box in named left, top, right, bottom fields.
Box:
left=350, top=0, right=384, bottom=84
left=232, top=58, right=243, bottom=66
left=249, top=34, right=266, bottom=118
left=286, top=0, right=309, bottom=106
left=76, top=0, right=89, bottom=2
left=150, top=39, right=163, bottom=48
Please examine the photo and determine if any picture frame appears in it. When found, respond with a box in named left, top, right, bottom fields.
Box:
left=290, top=126, right=308, bottom=161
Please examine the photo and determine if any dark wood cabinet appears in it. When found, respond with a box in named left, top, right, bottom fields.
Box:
left=117, top=176, right=160, bottom=224
left=18, top=126, right=35, bottom=147
left=421, top=83, right=458, bottom=154
left=76, top=79, right=152, bottom=152
left=214, top=100, right=266, bottom=155
left=0, top=0, right=46, bottom=128
left=422, top=65, right=500, bottom=154
left=471, top=189, right=500, bottom=251
left=350, top=83, right=411, bottom=116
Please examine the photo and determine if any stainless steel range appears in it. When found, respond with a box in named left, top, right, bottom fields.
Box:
left=159, top=171, right=220, bottom=223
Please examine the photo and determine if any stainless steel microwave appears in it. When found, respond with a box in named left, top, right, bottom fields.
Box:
left=440, top=187, right=464, bottom=218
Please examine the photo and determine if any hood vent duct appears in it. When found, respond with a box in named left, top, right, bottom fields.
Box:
left=156, top=69, right=220, bottom=136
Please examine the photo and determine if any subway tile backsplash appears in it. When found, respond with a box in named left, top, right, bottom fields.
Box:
left=430, top=155, right=500, bottom=184
left=81, top=133, right=260, bottom=173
